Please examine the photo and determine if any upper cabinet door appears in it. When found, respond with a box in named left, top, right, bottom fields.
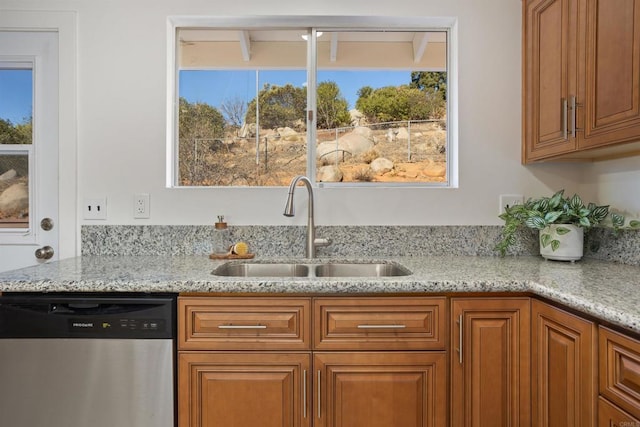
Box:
left=580, top=0, right=640, bottom=149
left=523, top=0, right=579, bottom=162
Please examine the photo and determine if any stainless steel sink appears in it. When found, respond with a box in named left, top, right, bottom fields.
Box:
left=212, top=262, right=310, bottom=277
left=314, top=262, right=411, bottom=277
left=212, top=261, right=411, bottom=278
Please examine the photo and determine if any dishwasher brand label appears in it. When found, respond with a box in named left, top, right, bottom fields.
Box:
left=69, top=320, right=98, bottom=331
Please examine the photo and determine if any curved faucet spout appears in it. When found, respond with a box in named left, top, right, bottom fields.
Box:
left=283, top=175, right=330, bottom=258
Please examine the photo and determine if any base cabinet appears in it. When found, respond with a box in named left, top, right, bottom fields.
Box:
left=179, top=352, right=311, bottom=427
left=599, top=326, right=640, bottom=424
left=532, top=300, right=597, bottom=427
left=314, top=352, right=447, bottom=427
left=451, top=298, right=531, bottom=427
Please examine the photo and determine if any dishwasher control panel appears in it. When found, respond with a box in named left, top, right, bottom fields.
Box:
left=68, top=318, right=167, bottom=336
left=0, top=293, right=176, bottom=339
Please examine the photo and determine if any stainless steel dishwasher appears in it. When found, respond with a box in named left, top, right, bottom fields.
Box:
left=0, top=293, right=176, bottom=427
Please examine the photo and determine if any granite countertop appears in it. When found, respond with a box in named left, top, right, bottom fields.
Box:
left=0, top=255, right=638, bottom=335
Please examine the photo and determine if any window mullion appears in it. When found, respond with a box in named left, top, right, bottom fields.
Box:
left=306, top=28, right=317, bottom=184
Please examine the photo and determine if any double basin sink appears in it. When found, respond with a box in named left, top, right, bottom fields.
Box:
left=213, top=261, right=411, bottom=278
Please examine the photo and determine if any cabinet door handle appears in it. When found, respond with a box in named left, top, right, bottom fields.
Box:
left=570, top=96, right=577, bottom=137
left=303, top=369, right=307, bottom=419
left=217, top=324, right=267, bottom=329
left=562, top=98, right=568, bottom=140
left=317, top=370, right=321, bottom=419
left=357, top=324, right=406, bottom=329
left=458, top=314, right=463, bottom=365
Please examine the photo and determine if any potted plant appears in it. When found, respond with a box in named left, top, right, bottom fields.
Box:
left=495, top=189, right=639, bottom=260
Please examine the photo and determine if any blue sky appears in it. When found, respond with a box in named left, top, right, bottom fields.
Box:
left=0, top=69, right=33, bottom=125
left=179, top=69, right=413, bottom=111
left=2, top=68, right=412, bottom=125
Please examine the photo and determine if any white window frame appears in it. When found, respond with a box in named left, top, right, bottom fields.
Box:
left=166, top=16, right=458, bottom=188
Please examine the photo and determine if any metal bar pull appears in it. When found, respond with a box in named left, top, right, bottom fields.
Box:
left=303, top=370, right=307, bottom=419
left=217, top=324, right=267, bottom=329
left=317, top=370, right=321, bottom=419
left=458, top=314, right=463, bottom=365
left=570, top=96, right=578, bottom=137
left=562, top=98, right=568, bottom=140
left=357, top=324, right=407, bottom=329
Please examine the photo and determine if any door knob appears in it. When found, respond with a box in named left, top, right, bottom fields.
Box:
left=40, top=218, right=54, bottom=231
left=35, top=246, right=54, bottom=260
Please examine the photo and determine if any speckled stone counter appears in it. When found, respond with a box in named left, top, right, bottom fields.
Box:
left=0, top=255, right=638, bottom=335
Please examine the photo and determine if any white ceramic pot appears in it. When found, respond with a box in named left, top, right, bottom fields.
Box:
left=539, top=224, right=584, bottom=261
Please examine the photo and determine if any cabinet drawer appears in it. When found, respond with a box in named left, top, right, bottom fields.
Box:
left=599, top=326, right=640, bottom=419
left=313, top=297, right=446, bottom=350
left=179, top=297, right=311, bottom=350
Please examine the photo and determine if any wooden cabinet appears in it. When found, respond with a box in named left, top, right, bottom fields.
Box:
left=179, top=352, right=311, bottom=427
left=531, top=299, right=597, bottom=427
left=313, top=297, right=448, bottom=427
left=179, top=295, right=447, bottom=427
left=451, top=298, right=531, bottom=427
left=178, top=297, right=312, bottom=427
left=313, top=296, right=446, bottom=351
left=599, top=326, right=640, bottom=421
left=523, top=0, right=640, bottom=162
left=179, top=296, right=311, bottom=351
left=314, top=352, right=447, bottom=427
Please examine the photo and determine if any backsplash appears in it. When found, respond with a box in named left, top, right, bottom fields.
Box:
left=81, top=225, right=640, bottom=265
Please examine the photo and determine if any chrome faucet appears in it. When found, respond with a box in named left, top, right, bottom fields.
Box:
left=283, top=175, right=331, bottom=258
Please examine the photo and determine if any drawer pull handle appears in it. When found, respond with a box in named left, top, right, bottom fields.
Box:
left=357, top=324, right=407, bottom=329
left=218, top=324, right=267, bottom=329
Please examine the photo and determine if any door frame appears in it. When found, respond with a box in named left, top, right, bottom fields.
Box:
left=0, top=10, right=78, bottom=261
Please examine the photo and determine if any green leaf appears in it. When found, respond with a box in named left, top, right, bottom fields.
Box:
left=570, top=194, right=584, bottom=210
left=611, top=213, right=625, bottom=228
left=540, top=233, right=552, bottom=248
left=544, top=211, right=563, bottom=223
left=629, top=220, right=640, bottom=228
left=525, top=217, right=547, bottom=229
left=579, top=217, right=591, bottom=227
left=549, top=190, right=564, bottom=208
left=551, top=240, right=560, bottom=251
left=555, top=226, right=571, bottom=235
left=591, top=206, right=609, bottom=222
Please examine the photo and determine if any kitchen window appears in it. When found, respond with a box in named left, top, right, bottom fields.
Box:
left=168, top=17, right=455, bottom=187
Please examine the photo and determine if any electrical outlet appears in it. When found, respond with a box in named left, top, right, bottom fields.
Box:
left=83, top=197, right=107, bottom=220
left=134, top=193, right=150, bottom=219
left=499, top=194, right=524, bottom=214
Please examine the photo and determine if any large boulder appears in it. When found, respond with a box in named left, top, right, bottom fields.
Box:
left=0, top=183, right=28, bottom=217
left=349, top=109, right=365, bottom=126
left=370, top=157, right=394, bottom=174
left=275, top=127, right=300, bottom=141
left=0, top=169, right=17, bottom=181
left=396, top=127, right=410, bottom=140
left=316, top=132, right=374, bottom=163
left=352, top=126, right=372, bottom=139
left=317, top=165, right=343, bottom=182
left=421, top=163, right=446, bottom=177
left=337, top=133, right=374, bottom=157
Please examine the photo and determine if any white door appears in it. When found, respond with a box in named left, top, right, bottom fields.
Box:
left=0, top=31, right=59, bottom=272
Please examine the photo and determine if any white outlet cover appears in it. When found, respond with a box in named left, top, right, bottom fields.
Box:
left=84, top=197, right=107, bottom=220
left=499, top=194, right=524, bottom=214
